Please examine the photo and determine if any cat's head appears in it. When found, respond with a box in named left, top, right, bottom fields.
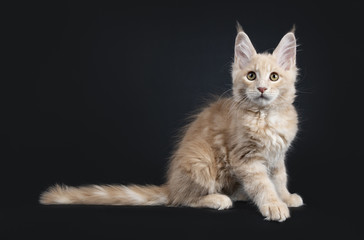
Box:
left=232, top=26, right=298, bottom=109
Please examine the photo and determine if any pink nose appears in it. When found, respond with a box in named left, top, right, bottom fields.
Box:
left=257, top=87, right=267, bottom=93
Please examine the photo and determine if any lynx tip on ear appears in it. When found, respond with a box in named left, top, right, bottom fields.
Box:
left=236, top=21, right=243, bottom=33
left=290, top=24, right=296, bottom=34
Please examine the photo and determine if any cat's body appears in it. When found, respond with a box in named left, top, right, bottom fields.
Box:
left=40, top=25, right=304, bottom=222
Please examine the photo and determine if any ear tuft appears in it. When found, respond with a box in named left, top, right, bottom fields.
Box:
left=273, top=32, right=296, bottom=70
left=236, top=21, right=243, bottom=33
left=290, top=24, right=296, bottom=34
left=234, top=31, right=256, bottom=69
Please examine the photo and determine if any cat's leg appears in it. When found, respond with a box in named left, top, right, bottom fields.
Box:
left=167, top=139, right=234, bottom=210
left=167, top=166, right=233, bottom=210
left=189, top=193, right=233, bottom=210
left=270, top=160, right=303, bottom=207
left=167, top=172, right=233, bottom=210
left=233, top=160, right=290, bottom=222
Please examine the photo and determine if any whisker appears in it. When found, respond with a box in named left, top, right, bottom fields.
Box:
left=295, top=89, right=314, bottom=94
left=217, top=89, right=232, bottom=102
left=228, top=94, right=250, bottom=119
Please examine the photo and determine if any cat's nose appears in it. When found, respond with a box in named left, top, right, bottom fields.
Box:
left=257, top=87, right=267, bottom=93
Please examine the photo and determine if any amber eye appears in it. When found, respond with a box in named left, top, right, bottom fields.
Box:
left=270, top=72, right=279, bottom=81
left=246, top=71, right=256, bottom=81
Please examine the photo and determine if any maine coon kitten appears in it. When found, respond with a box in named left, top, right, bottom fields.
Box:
left=40, top=25, right=303, bottom=222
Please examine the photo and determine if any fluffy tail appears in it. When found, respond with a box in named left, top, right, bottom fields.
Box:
left=39, top=184, right=168, bottom=206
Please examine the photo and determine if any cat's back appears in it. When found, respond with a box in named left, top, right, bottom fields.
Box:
left=184, top=97, right=234, bottom=139
left=170, top=97, right=233, bottom=168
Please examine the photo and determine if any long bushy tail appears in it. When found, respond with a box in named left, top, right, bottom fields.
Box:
left=39, top=184, right=169, bottom=206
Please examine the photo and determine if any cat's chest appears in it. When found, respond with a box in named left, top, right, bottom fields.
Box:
left=245, top=110, right=297, bottom=151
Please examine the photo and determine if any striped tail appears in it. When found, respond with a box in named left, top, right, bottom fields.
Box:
left=39, top=184, right=168, bottom=206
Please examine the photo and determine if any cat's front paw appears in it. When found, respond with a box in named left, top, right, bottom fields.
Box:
left=259, top=200, right=290, bottom=222
left=282, top=193, right=303, bottom=207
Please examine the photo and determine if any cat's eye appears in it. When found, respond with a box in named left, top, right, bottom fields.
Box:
left=270, top=72, right=279, bottom=81
left=246, top=71, right=256, bottom=81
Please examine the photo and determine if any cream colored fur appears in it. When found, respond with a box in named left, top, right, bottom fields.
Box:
left=40, top=24, right=303, bottom=222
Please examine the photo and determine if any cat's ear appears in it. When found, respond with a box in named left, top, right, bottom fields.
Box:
left=234, top=30, right=256, bottom=69
left=273, top=32, right=296, bottom=70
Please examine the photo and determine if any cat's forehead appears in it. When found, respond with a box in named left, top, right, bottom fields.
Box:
left=250, top=54, right=279, bottom=72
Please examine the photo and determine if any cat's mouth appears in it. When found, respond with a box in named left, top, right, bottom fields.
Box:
left=252, top=93, right=274, bottom=105
left=258, top=94, right=269, bottom=100
left=246, top=91, right=276, bottom=106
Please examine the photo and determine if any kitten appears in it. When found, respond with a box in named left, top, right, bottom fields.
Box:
left=40, top=24, right=303, bottom=222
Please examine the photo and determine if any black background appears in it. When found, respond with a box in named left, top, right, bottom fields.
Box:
left=3, top=0, right=363, bottom=239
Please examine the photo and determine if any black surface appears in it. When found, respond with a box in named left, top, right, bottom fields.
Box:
left=3, top=204, right=355, bottom=239
left=2, top=0, right=363, bottom=239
